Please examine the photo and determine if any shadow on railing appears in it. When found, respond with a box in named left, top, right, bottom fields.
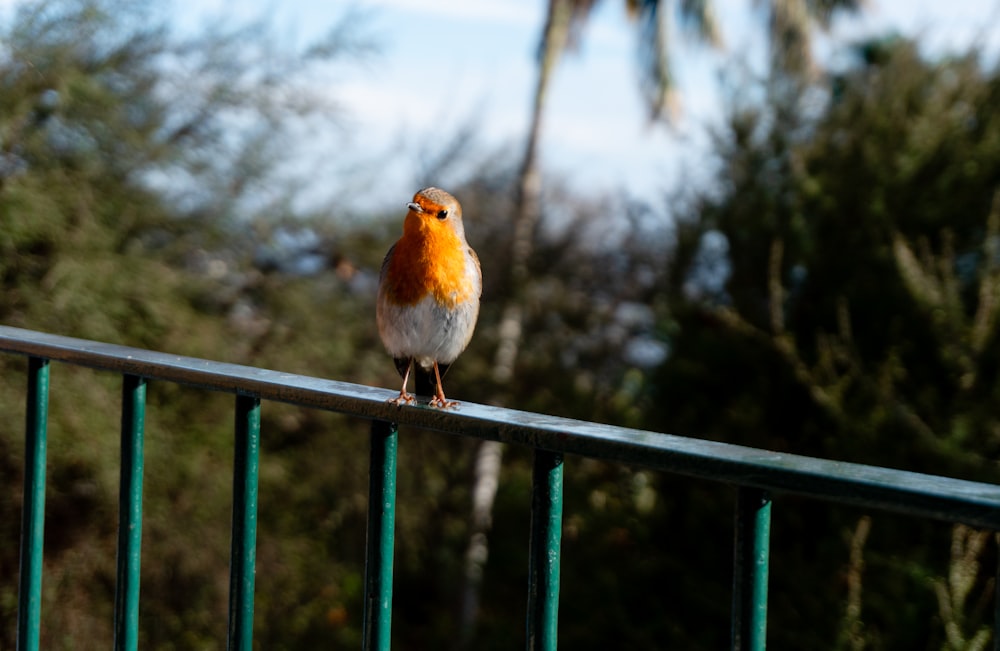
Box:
left=3, top=325, right=1000, bottom=651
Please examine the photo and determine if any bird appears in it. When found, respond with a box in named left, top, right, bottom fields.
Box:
left=377, top=187, right=481, bottom=408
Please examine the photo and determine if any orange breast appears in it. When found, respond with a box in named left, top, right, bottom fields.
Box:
left=386, top=218, right=475, bottom=308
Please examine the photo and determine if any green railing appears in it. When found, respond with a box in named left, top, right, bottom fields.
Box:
left=4, top=324, right=1000, bottom=650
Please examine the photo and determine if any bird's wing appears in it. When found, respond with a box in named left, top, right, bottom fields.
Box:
left=468, top=247, right=483, bottom=297
left=380, top=243, right=397, bottom=283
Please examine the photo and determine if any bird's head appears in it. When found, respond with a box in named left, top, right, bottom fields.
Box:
left=405, top=187, right=465, bottom=239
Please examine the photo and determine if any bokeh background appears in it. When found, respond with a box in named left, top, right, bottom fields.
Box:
left=3, top=0, right=1000, bottom=648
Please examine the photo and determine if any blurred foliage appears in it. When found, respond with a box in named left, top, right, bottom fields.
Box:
left=654, top=38, right=1000, bottom=649
left=2, top=0, right=1000, bottom=649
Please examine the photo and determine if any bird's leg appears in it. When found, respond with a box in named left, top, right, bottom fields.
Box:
left=387, top=359, right=416, bottom=406
left=428, top=361, right=459, bottom=409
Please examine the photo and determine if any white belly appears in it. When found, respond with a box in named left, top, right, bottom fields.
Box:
left=377, top=293, right=479, bottom=368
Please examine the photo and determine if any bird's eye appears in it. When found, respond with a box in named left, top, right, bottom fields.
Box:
left=436, top=209, right=449, bottom=220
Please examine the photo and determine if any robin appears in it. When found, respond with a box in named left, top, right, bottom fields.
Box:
left=377, top=187, right=482, bottom=408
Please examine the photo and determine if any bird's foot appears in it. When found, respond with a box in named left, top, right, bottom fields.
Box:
left=387, top=392, right=416, bottom=406
left=429, top=395, right=460, bottom=410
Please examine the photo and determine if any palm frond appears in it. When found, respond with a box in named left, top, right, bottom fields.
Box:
left=536, top=0, right=601, bottom=66
left=631, top=0, right=678, bottom=121
left=768, top=0, right=865, bottom=76
left=768, top=0, right=813, bottom=76
left=806, top=0, right=867, bottom=29
left=679, top=0, right=723, bottom=46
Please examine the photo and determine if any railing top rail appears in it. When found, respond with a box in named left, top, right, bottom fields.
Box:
left=2, top=324, right=999, bottom=529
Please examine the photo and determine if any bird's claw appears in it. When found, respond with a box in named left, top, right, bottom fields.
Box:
left=387, top=392, right=416, bottom=406
left=429, top=396, right=460, bottom=410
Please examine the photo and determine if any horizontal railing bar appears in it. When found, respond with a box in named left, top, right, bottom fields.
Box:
left=2, top=326, right=1000, bottom=530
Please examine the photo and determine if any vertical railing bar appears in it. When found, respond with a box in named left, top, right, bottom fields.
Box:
left=525, top=449, right=564, bottom=651
left=227, top=394, right=261, bottom=651
left=363, top=419, right=399, bottom=651
left=16, top=356, right=50, bottom=651
left=731, top=487, right=772, bottom=651
left=114, top=374, right=147, bottom=651
left=994, top=532, right=1000, bottom=651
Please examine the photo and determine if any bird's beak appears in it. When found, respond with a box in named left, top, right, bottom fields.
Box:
left=407, top=202, right=423, bottom=213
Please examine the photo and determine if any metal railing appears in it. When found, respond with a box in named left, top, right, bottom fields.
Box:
left=3, top=324, right=1000, bottom=650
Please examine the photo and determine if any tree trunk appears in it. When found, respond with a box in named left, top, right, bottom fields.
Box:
left=458, top=1, right=575, bottom=645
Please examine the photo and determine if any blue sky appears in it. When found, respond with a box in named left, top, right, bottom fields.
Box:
left=76, top=0, right=1000, bottom=211
left=311, top=0, right=996, bottom=212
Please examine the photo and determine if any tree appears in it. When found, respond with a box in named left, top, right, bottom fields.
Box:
left=654, top=37, right=1000, bottom=646
left=462, top=0, right=865, bottom=639
left=0, top=1, right=376, bottom=647
left=498, top=0, right=864, bottom=383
